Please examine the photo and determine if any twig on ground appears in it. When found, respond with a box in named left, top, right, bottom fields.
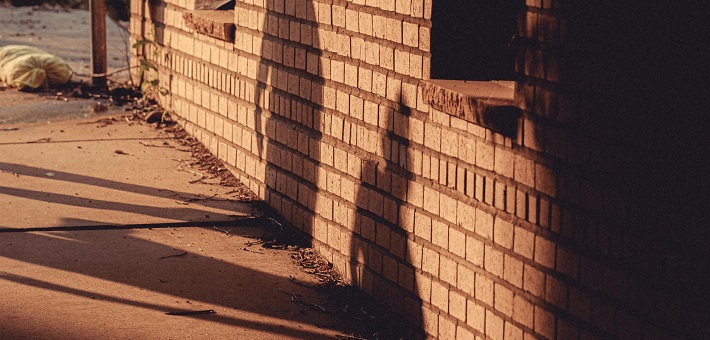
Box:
left=27, top=137, right=51, bottom=143
left=242, top=247, right=265, bottom=254
left=139, top=141, right=174, bottom=148
left=158, top=251, right=188, bottom=260
left=212, top=226, right=231, bottom=236
left=177, top=165, right=205, bottom=178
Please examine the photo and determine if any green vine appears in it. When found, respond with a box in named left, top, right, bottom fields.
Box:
left=132, top=26, right=172, bottom=123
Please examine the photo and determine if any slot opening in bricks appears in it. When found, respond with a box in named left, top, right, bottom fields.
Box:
left=430, top=0, right=520, bottom=81
left=194, top=0, right=234, bottom=10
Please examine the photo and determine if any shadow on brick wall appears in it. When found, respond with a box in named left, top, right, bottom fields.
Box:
left=349, top=102, right=424, bottom=338
left=518, top=2, right=710, bottom=337
left=254, top=1, right=322, bottom=239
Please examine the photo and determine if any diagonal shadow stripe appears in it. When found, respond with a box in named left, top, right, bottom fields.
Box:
left=0, top=217, right=271, bottom=233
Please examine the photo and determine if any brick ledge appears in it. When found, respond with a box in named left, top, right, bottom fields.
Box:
left=421, top=80, right=519, bottom=136
left=183, top=10, right=235, bottom=42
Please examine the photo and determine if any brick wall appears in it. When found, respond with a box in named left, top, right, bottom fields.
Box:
left=131, top=0, right=709, bottom=338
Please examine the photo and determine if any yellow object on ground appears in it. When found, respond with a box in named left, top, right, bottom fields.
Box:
left=0, top=45, right=73, bottom=89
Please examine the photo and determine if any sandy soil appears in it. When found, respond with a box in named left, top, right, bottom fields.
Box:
left=0, top=4, right=132, bottom=82
left=0, top=4, right=133, bottom=124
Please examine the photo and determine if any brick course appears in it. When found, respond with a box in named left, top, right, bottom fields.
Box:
left=132, top=0, right=710, bottom=338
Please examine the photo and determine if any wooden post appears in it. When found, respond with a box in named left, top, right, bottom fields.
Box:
left=90, top=0, right=107, bottom=87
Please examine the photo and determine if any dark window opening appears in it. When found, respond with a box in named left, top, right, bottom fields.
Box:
left=194, top=0, right=234, bottom=10
left=430, top=0, right=519, bottom=80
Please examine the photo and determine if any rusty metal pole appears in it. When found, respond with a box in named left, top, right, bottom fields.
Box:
left=90, top=0, right=107, bottom=87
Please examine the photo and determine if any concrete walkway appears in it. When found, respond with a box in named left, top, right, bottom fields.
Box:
left=0, top=117, right=360, bottom=339
left=0, top=6, right=385, bottom=339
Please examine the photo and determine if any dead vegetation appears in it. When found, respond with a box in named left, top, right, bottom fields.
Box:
left=46, top=80, right=410, bottom=340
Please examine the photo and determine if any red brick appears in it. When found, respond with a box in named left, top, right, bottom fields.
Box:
left=474, top=174, right=485, bottom=201
left=534, top=305, right=555, bottom=339
left=557, top=317, right=580, bottom=340
left=505, top=321, right=524, bottom=340
left=494, top=283, right=513, bottom=315
left=439, top=315, right=456, bottom=340
left=534, top=235, right=556, bottom=268
left=360, top=215, right=376, bottom=242
left=375, top=221, right=391, bottom=249
left=513, top=294, right=534, bottom=329
left=450, top=290, right=467, bottom=321
left=368, top=247, right=383, bottom=274
left=475, top=273, right=494, bottom=306
left=383, top=254, right=398, bottom=283
left=399, top=205, right=415, bottom=233
left=527, top=193, right=538, bottom=224
left=383, top=197, right=399, bottom=224
left=476, top=141, right=494, bottom=170
left=484, top=177, right=495, bottom=205
left=396, top=261, right=414, bottom=292
left=432, top=219, right=449, bottom=249
left=494, top=180, right=507, bottom=210
left=545, top=275, right=568, bottom=309
left=424, top=123, right=441, bottom=152
left=457, top=201, right=475, bottom=232
left=494, top=146, right=514, bottom=178
left=467, top=299, right=485, bottom=333
left=415, top=270, right=431, bottom=302
left=535, top=162, right=557, bottom=197
left=456, top=165, right=466, bottom=194
left=493, top=217, right=514, bottom=249
left=484, top=245, right=504, bottom=278
left=388, top=229, right=406, bottom=260
left=440, top=193, right=457, bottom=224
left=422, top=306, right=439, bottom=337
left=449, top=227, right=466, bottom=258
left=456, top=325, right=474, bottom=340
left=523, top=264, right=545, bottom=298
left=465, top=170, right=475, bottom=197
left=515, top=189, right=527, bottom=219
left=431, top=279, right=449, bottom=312
left=514, top=154, right=535, bottom=188
left=535, top=196, right=548, bottom=226
left=458, top=264, right=475, bottom=295
left=422, top=246, right=440, bottom=276
left=466, top=235, right=484, bottom=267
left=504, top=254, right=524, bottom=288
left=423, top=186, right=440, bottom=214
left=414, top=210, right=432, bottom=241
left=556, top=245, right=579, bottom=278
left=568, top=287, right=590, bottom=322
left=440, top=255, right=458, bottom=285
left=408, top=180, right=424, bottom=208
left=514, top=227, right=534, bottom=259
left=486, top=309, right=504, bottom=340
left=523, top=117, right=543, bottom=152
left=475, top=209, right=494, bottom=240
left=505, top=184, right=516, bottom=214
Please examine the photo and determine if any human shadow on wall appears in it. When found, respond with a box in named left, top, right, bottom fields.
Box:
left=253, top=0, right=322, bottom=258
left=251, top=2, right=422, bottom=337
left=348, top=103, right=424, bottom=338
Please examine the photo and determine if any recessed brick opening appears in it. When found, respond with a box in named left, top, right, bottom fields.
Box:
left=430, top=0, right=519, bottom=80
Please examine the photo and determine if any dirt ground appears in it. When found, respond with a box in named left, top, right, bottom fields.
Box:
left=1, top=3, right=131, bottom=124
left=0, top=4, right=405, bottom=339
